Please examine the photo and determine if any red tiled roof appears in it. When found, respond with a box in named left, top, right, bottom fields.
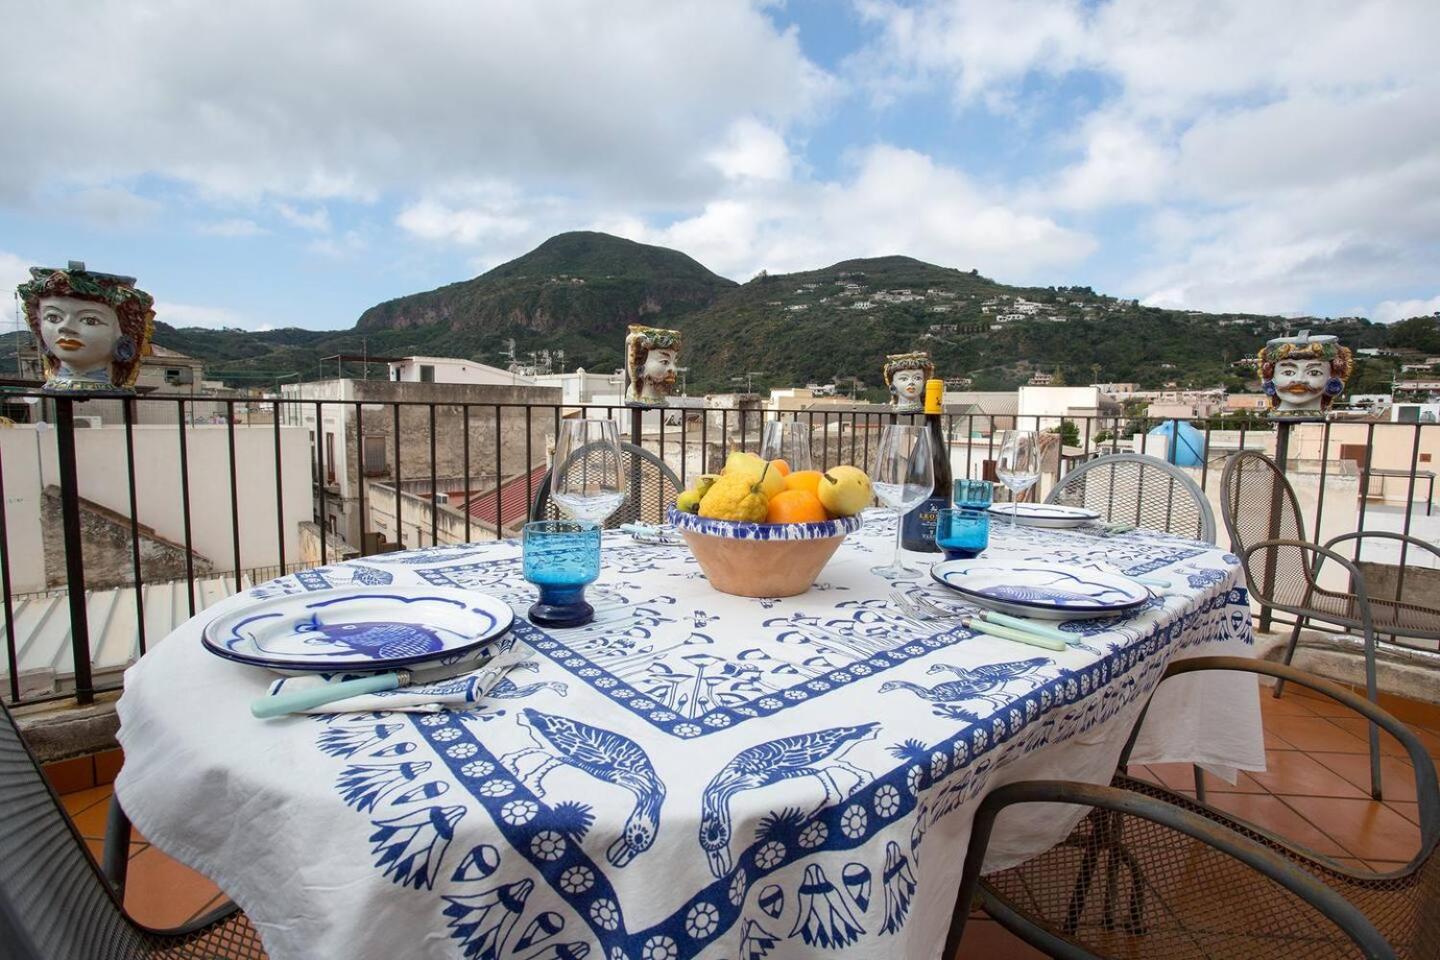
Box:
left=465, top=465, right=548, bottom=531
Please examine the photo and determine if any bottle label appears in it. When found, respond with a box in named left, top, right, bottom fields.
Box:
left=901, top=496, right=946, bottom=552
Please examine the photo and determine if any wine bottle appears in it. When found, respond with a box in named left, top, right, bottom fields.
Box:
left=901, top=378, right=952, bottom=552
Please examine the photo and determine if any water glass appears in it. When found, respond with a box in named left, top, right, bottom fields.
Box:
left=995, top=430, right=1040, bottom=526
left=523, top=520, right=602, bottom=627
left=870, top=424, right=933, bottom=579
left=935, top=507, right=989, bottom=560
left=551, top=418, right=625, bottom=523
left=953, top=478, right=994, bottom=508
left=760, top=419, right=814, bottom=472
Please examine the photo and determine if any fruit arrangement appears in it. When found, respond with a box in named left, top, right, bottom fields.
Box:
left=674, top=451, right=872, bottom=524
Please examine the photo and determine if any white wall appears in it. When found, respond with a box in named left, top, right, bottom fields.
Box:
left=0, top=431, right=47, bottom=592
left=389, top=359, right=526, bottom=385
left=25, top=423, right=311, bottom=578
left=1018, top=386, right=1102, bottom=420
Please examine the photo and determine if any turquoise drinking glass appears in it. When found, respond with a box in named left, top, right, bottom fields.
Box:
left=523, top=520, right=601, bottom=628
left=952, top=479, right=994, bottom=508
left=935, top=506, right=989, bottom=560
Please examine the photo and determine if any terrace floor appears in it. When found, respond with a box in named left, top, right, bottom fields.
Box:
left=46, top=681, right=1440, bottom=957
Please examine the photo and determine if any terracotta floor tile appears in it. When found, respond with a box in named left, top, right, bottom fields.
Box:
left=1263, top=726, right=1295, bottom=751
left=1385, top=801, right=1420, bottom=827
left=955, top=918, right=1050, bottom=959
left=94, top=748, right=124, bottom=785
left=1324, top=717, right=1409, bottom=758
left=1406, top=724, right=1440, bottom=757
left=123, top=846, right=223, bottom=929
left=1263, top=715, right=1369, bottom=754
left=185, top=891, right=233, bottom=925
left=61, top=784, right=114, bottom=817
left=1279, top=796, right=1421, bottom=862
left=1362, top=860, right=1411, bottom=874
left=1199, top=769, right=1268, bottom=794
left=83, top=837, right=148, bottom=865
left=1260, top=691, right=1320, bottom=718
left=70, top=789, right=118, bottom=840
left=1144, top=762, right=1199, bottom=797
left=1247, top=750, right=1368, bottom=799
left=1309, top=751, right=1421, bottom=803
left=1205, top=792, right=1348, bottom=857
left=42, top=756, right=94, bottom=794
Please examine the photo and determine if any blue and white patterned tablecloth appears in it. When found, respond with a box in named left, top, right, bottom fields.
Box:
left=116, top=516, right=1262, bottom=960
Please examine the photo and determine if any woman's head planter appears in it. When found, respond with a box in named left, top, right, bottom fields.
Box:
left=624, top=325, right=682, bottom=406
left=1258, top=330, right=1353, bottom=419
left=883, top=351, right=934, bottom=413
left=18, top=261, right=154, bottom=394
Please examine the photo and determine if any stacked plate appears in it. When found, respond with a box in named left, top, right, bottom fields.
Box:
left=987, top=503, right=1101, bottom=529
left=931, top=559, right=1152, bottom=620
left=202, top=587, right=514, bottom=675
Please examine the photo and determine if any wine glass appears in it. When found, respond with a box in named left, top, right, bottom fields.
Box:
left=760, top=419, right=815, bottom=472
left=870, top=424, right=934, bottom=578
left=995, top=429, right=1040, bottom=526
left=551, top=418, right=625, bottom=523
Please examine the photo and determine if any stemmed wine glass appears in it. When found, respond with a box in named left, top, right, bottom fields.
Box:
left=995, top=429, right=1040, bottom=526
left=870, top=424, right=934, bottom=579
left=551, top=418, right=626, bottom=523
left=760, top=419, right=815, bottom=472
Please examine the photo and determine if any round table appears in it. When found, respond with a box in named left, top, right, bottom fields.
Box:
left=116, top=517, right=1263, bottom=960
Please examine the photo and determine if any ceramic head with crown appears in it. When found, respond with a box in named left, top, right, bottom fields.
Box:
left=18, top=261, right=155, bottom=394
left=1258, top=329, right=1354, bottom=420
left=883, top=351, right=934, bottom=413
left=624, top=324, right=681, bottom=406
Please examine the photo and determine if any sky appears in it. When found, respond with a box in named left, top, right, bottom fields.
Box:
left=2, top=0, right=1438, bottom=333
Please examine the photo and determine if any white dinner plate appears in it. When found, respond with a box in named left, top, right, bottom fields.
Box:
left=987, top=502, right=1102, bottom=528
left=930, top=559, right=1151, bottom=620
left=202, top=587, right=513, bottom=674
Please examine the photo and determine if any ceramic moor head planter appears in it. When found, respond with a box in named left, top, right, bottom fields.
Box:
left=883, top=351, right=934, bottom=413
left=18, top=261, right=155, bottom=394
left=1258, top=330, right=1353, bottom=420
left=625, top=325, right=681, bottom=406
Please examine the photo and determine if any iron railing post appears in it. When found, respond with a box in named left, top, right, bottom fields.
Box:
left=54, top=399, right=95, bottom=704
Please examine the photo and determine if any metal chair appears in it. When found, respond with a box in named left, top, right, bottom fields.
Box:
left=0, top=700, right=267, bottom=959
left=1220, top=450, right=1440, bottom=799
left=946, top=657, right=1440, bottom=960
left=1047, top=452, right=1217, bottom=544
left=529, top=440, right=682, bottom=528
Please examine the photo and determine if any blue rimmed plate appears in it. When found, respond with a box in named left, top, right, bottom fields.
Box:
left=930, top=559, right=1150, bottom=620
left=202, top=587, right=513, bottom=674
left=987, top=503, right=1101, bottom=528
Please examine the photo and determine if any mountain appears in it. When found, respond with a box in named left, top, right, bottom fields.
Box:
left=1, top=232, right=1410, bottom=394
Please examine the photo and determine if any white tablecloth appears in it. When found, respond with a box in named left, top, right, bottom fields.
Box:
left=116, top=517, right=1262, bottom=960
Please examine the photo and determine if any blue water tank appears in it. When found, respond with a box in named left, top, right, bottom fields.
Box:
left=1146, top=420, right=1205, bottom=467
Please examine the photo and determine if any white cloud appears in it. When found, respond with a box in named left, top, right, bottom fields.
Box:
left=198, top=218, right=268, bottom=237
left=1372, top=296, right=1440, bottom=325
left=0, top=252, right=33, bottom=301
left=0, top=0, right=832, bottom=207
left=707, top=118, right=794, bottom=181
left=156, top=302, right=253, bottom=330
left=276, top=204, right=331, bottom=233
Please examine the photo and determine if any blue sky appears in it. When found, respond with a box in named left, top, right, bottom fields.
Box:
left=3, top=0, right=1438, bottom=333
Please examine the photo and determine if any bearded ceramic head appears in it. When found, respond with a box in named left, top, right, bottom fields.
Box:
left=883, top=351, right=934, bottom=413
left=1258, top=330, right=1353, bottom=419
left=624, top=325, right=681, bottom=406
left=18, top=261, right=155, bottom=394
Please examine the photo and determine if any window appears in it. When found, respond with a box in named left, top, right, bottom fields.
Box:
left=419, top=364, right=435, bottom=383
left=362, top=435, right=388, bottom=475
left=1339, top=443, right=1369, bottom=470
left=325, top=432, right=336, bottom=484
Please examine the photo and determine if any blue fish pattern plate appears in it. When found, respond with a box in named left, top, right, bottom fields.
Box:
left=202, top=587, right=513, bottom=673
left=931, top=559, right=1150, bottom=619
left=987, top=502, right=1102, bottom=528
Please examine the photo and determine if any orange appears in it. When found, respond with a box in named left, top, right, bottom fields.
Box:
left=784, top=470, right=823, bottom=496
left=766, top=489, right=828, bottom=524
left=768, top=458, right=791, bottom=477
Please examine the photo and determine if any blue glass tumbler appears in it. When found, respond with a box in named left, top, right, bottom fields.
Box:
left=935, top=506, right=989, bottom=560
left=953, top=478, right=995, bottom=509
left=523, top=520, right=602, bottom=628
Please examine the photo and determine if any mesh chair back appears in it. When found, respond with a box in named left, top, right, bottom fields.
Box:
left=0, top=702, right=145, bottom=960
left=1047, top=453, right=1216, bottom=543
left=1219, top=451, right=1318, bottom=609
left=530, top=441, right=682, bottom=528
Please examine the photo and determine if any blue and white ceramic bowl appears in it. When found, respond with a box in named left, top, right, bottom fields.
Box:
left=667, top=508, right=862, bottom=597
left=931, top=559, right=1151, bottom=620
left=987, top=502, right=1101, bottom=529
left=202, top=586, right=514, bottom=674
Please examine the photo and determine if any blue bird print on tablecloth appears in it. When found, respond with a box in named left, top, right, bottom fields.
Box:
left=501, top=708, right=666, bottom=868
left=297, top=619, right=445, bottom=660
left=488, top=677, right=569, bottom=699
left=879, top=658, right=1051, bottom=717
left=443, top=878, right=533, bottom=959
left=699, top=723, right=878, bottom=877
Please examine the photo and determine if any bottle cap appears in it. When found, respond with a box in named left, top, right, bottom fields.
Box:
left=924, top=378, right=944, bottom=414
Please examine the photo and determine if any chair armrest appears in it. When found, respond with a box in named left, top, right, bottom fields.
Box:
left=1241, top=538, right=1375, bottom=624
left=1146, top=656, right=1440, bottom=857
left=1322, top=530, right=1440, bottom=566
left=946, top=778, right=1398, bottom=960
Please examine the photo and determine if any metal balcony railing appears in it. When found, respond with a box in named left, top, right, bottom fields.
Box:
left=0, top=389, right=1435, bottom=705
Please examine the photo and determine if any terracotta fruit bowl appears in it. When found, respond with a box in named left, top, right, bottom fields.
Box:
left=667, top=507, right=864, bottom=598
